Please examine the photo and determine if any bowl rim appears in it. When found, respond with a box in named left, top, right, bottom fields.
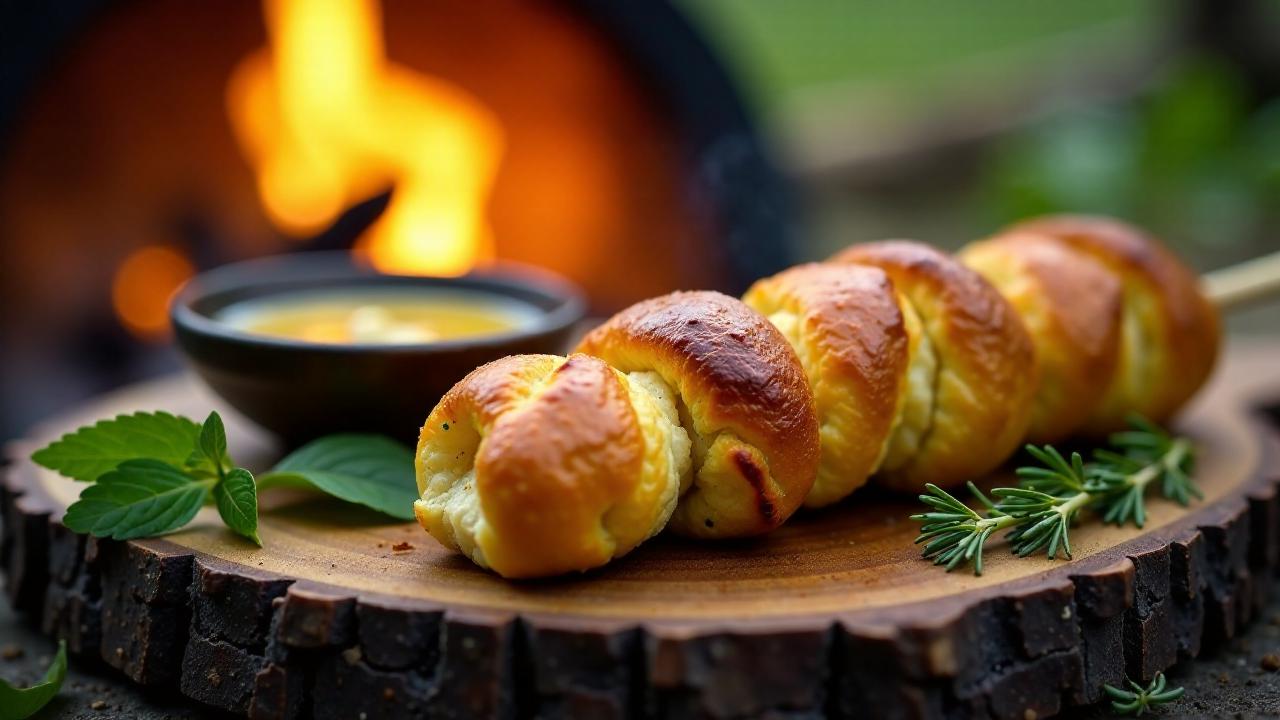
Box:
left=170, top=252, right=586, bottom=354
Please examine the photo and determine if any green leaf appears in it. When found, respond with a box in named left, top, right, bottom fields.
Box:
left=198, top=411, right=229, bottom=473
left=0, top=640, right=67, bottom=720
left=258, top=435, right=416, bottom=520
left=214, top=468, right=261, bottom=546
left=63, top=460, right=211, bottom=540
left=31, top=411, right=201, bottom=482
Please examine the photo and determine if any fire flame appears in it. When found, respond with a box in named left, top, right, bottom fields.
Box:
left=112, top=246, right=195, bottom=340
left=227, top=0, right=503, bottom=275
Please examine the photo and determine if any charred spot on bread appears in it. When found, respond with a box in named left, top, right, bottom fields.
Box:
left=731, top=448, right=776, bottom=525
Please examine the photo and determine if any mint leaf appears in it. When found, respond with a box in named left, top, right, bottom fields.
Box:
left=183, top=448, right=217, bottom=480
left=214, top=468, right=261, bottom=546
left=258, top=435, right=416, bottom=520
left=198, top=411, right=229, bottom=473
left=0, top=640, right=67, bottom=720
left=32, top=411, right=201, bottom=482
left=63, top=460, right=211, bottom=540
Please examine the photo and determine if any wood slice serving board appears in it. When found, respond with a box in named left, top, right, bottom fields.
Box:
left=4, top=340, right=1280, bottom=720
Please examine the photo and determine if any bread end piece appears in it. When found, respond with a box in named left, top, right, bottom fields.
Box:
left=414, top=353, right=686, bottom=578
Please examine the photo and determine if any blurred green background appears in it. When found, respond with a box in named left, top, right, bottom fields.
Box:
left=680, top=0, right=1280, bottom=331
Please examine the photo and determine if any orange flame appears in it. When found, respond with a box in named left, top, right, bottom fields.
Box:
left=112, top=246, right=195, bottom=340
left=227, top=0, right=503, bottom=275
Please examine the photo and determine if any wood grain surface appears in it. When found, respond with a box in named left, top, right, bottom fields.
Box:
left=3, top=338, right=1279, bottom=720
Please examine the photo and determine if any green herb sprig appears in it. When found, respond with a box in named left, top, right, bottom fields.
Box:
left=1104, top=672, right=1185, bottom=715
left=0, top=640, right=66, bottom=720
left=32, top=411, right=418, bottom=547
left=912, top=416, right=1197, bottom=576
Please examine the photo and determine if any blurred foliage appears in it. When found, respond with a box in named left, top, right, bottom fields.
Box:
left=683, top=0, right=1280, bottom=331
left=981, top=58, right=1280, bottom=256
left=683, top=0, right=1279, bottom=262
left=679, top=0, right=1162, bottom=108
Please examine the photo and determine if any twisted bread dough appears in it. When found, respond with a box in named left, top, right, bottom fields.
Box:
left=742, top=263, right=914, bottom=506
left=575, top=291, right=821, bottom=537
left=415, top=291, right=819, bottom=575
left=830, top=242, right=1039, bottom=491
left=413, top=216, right=1219, bottom=576
left=959, top=232, right=1123, bottom=441
left=414, top=353, right=689, bottom=578
left=1003, top=215, right=1220, bottom=432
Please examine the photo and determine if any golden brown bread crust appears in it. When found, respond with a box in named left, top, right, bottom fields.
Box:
left=831, top=241, right=1038, bottom=490
left=743, top=264, right=909, bottom=507
left=960, top=233, right=1123, bottom=442
left=576, top=291, right=820, bottom=537
left=414, top=353, right=683, bottom=578
left=1008, top=215, right=1220, bottom=430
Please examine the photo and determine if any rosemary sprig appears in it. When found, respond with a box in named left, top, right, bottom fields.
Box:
left=915, top=482, right=1011, bottom=575
left=911, top=416, right=1197, bottom=575
left=1092, top=416, right=1198, bottom=525
left=1103, top=672, right=1184, bottom=715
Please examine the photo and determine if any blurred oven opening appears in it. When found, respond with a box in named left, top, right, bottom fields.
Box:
left=0, top=0, right=797, bottom=440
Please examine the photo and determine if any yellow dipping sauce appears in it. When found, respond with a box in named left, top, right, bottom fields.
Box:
left=217, top=290, right=542, bottom=345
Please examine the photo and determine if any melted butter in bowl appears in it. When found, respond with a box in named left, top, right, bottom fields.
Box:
left=172, top=253, right=585, bottom=439
left=217, top=290, right=544, bottom=345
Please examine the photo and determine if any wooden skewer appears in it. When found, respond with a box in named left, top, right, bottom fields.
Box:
left=1204, top=250, right=1280, bottom=311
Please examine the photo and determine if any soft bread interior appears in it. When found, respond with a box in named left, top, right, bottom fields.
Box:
left=628, top=360, right=786, bottom=537
left=414, top=357, right=560, bottom=571
left=1089, top=287, right=1156, bottom=431
left=415, top=413, right=491, bottom=568
left=877, top=294, right=938, bottom=472
left=575, top=345, right=734, bottom=530
left=602, top=370, right=690, bottom=544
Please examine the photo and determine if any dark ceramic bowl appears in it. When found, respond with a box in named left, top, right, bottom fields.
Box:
left=171, top=252, right=585, bottom=446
